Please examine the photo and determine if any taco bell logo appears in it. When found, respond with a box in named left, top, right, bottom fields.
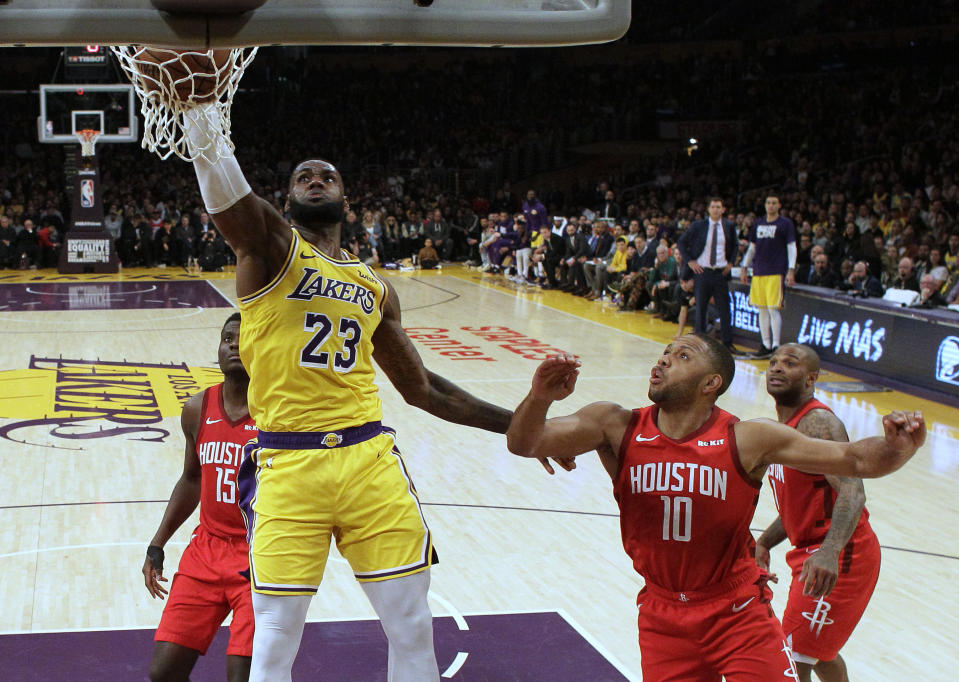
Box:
left=935, top=336, right=959, bottom=386
left=80, top=179, right=95, bottom=208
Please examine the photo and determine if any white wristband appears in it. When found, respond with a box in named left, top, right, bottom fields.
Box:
left=184, top=104, right=251, bottom=214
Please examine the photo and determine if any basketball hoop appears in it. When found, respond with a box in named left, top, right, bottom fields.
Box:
left=111, top=46, right=257, bottom=162
left=76, top=128, right=101, bottom=157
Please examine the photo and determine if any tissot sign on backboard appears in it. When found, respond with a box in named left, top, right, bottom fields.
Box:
left=728, top=282, right=959, bottom=401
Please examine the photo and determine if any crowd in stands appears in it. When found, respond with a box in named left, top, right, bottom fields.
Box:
left=1, top=3, right=958, bottom=325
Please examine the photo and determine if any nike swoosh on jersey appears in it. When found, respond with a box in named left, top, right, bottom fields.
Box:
left=205, top=418, right=222, bottom=424
left=635, top=434, right=660, bottom=442
left=731, top=597, right=755, bottom=612
left=300, top=252, right=317, bottom=259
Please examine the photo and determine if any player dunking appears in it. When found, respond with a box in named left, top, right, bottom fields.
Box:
left=507, top=334, right=924, bottom=680
left=757, top=344, right=881, bottom=681
left=176, top=98, right=511, bottom=681
left=740, top=194, right=797, bottom=358
left=143, top=312, right=256, bottom=682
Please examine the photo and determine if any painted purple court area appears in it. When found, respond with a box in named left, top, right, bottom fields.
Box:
left=0, top=281, right=232, bottom=311
left=1, top=612, right=628, bottom=681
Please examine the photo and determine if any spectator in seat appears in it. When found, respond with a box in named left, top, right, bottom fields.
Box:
left=381, top=215, right=402, bottom=263
left=425, top=209, right=453, bottom=261
left=926, top=246, right=949, bottom=286
left=0, top=216, right=16, bottom=268
left=560, top=222, right=589, bottom=294
left=795, top=232, right=813, bottom=282
left=479, top=219, right=499, bottom=272
left=918, top=274, right=947, bottom=308
left=881, top=244, right=900, bottom=287
left=582, top=221, right=614, bottom=296
left=843, top=260, right=884, bottom=298
left=891, top=257, right=920, bottom=292
left=511, top=219, right=533, bottom=284
left=15, top=219, right=40, bottom=269
left=531, top=224, right=564, bottom=288
left=402, top=210, right=426, bottom=257
left=807, top=252, right=837, bottom=289
left=944, top=232, right=959, bottom=271
left=104, top=205, right=123, bottom=245
left=355, top=231, right=379, bottom=267
left=646, top=243, right=678, bottom=314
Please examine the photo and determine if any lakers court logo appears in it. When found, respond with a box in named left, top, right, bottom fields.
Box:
left=802, top=597, right=834, bottom=636
left=0, top=356, right=222, bottom=449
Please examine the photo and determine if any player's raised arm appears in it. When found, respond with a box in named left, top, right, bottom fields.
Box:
left=142, top=391, right=204, bottom=600
left=371, top=282, right=512, bottom=433
left=735, top=411, right=925, bottom=479
left=507, top=355, right=630, bottom=464
left=183, top=102, right=292, bottom=297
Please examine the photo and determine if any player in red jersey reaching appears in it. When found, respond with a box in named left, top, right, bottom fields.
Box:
left=507, top=333, right=924, bottom=680
left=756, top=344, right=881, bottom=682
left=143, top=312, right=256, bottom=682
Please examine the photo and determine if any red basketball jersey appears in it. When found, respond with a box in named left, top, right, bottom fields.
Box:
left=196, top=384, right=256, bottom=540
left=613, top=405, right=762, bottom=593
left=767, top=398, right=872, bottom=549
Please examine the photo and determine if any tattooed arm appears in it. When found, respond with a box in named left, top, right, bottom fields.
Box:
left=796, top=408, right=867, bottom=598
left=372, top=281, right=512, bottom=433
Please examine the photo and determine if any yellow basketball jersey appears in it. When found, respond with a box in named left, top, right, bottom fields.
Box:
left=238, top=228, right=387, bottom=432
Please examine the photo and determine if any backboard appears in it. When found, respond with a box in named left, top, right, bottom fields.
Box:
left=38, top=84, right=138, bottom=144
left=0, top=0, right=630, bottom=48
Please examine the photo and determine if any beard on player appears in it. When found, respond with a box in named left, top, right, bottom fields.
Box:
left=288, top=195, right=346, bottom=226
left=647, top=368, right=697, bottom=406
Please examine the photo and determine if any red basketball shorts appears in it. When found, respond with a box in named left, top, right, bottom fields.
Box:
left=637, top=574, right=799, bottom=681
left=154, top=525, right=253, bottom=657
left=781, top=532, right=881, bottom=662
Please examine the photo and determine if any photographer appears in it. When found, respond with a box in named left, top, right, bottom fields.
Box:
left=197, top=227, right=227, bottom=272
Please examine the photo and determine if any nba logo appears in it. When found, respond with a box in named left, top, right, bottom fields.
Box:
left=936, top=336, right=959, bottom=386
left=80, top=179, right=95, bottom=208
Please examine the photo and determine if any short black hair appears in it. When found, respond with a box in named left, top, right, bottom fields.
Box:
left=779, top=343, right=821, bottom=373
left=692, top=332, right=735, bottom=396
left=222, top=312, right=241, bottom=332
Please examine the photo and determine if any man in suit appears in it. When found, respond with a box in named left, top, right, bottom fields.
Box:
left=678, top=197, right=744, bottom=354
left=581, top=221, right=615, bottom=297
left=560, top=222, right=589, bottom=292
left=533, top=224, right=566, bottom=289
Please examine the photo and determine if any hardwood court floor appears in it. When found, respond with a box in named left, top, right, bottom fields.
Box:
left=0, top=265, right=956, bottom=680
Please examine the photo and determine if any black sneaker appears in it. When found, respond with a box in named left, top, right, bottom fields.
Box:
left=751, top=344, right=773, bottom=359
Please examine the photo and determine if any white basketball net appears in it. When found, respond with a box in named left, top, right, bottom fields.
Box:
left=110, top=46, right=258, bottom=162
left=76, top=129, right=101, bottom=157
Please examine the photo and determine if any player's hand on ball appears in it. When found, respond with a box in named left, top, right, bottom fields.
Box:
left=531, top=355, right=581, bottom=402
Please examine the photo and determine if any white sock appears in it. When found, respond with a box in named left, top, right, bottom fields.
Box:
left=361, top=571, right=439, bottom=682
left=249, top=592, right=312, bottom=682
left=758, top=307, right=772, bottom=348
left=769, top=308, right=783, bottom=347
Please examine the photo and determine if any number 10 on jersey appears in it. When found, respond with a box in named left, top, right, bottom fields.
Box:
left=661, top=495, right=692, bottom=542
